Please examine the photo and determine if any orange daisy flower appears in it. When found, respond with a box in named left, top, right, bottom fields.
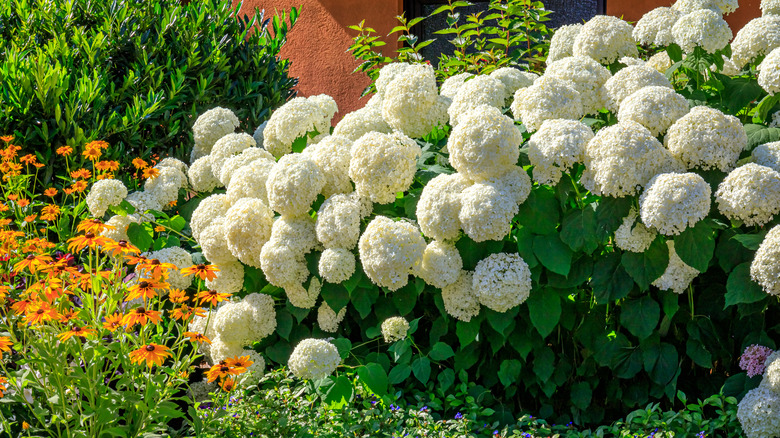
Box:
left=125, top=280, right=167, bottom=302
left=56, top=146, right=73, bottom=156
left=70, top=169, right=91, bottom=179
left=23, top=214, right=36, bottom=223
left=206, top=361, right=242, bottom=383
left=19, top=154, right=37, bottom=165
left=181, top=264, right=220, bottom=281
left=225, top=355, right=253, bottom=374
left=17, top=199, right=30, bottom=207
left=59, top=309, right=78, bottom=323
left=141, top=167, right=160, bottom=179
left=0, top=337, right=13, bottom=358
left=96, top=173, right=115, bottom=180
left=168, top=289, right=188, bottom=304
left=197, top=289, right=231, bottom=307
left=183, top=331, right=211, bottom=344
left=0, top=376, right=8, bottom=397
left=220, top=378, right=237, bottom=392
left=87, top=140, right=110, bottom=150
left=102, top=313, right=123, bottom=331
left=77, top=219, right=114, bottom=234
left=67, top=232, right=109, bottom=252
left=0, top=135, right=14, bottom=143
left=63, top=188, right=74, bottom=195
left=132, top=158, right=148, bottom=170
left=24, top=302, right=59, bottom=325
left=121, top=307, right=162, bottom=326
left=82, top=146, right=101, bottom=161
left=102, top=239, right=139, bottom=257
left=57, top=325, right=96, bottom=341
left=11, top=299, right=31, bottom=315
left=40, top=205, right=60, bottom=221
left=170, top=305, right=205, bottom=321
left=137, top=258, right=176, bottom=280
left=129, top=343, right=171, bottom=368
left=70, top=180, right=88, bottom=193
left=13, top=254, right=53, bottom=274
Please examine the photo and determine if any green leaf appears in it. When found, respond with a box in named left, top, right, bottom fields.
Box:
left=591, top=252, right=633, bottom=304
left=517, top=186, right=559, bottom=235
left=673, top=221, right=714, bottom=272
left=570, top=382, right=592, bottom=410
left=686, top=338, right=713, bottom=368
left=755, top=94, right=780, bottom=123
left=533, top=347, right=555, bottom=383
left=324, top=375, right=353, bottom=408
left=725, top=262, right=767, bottom=307
left=666, top=43, right=683, bottom=62
left=343, top=268, right=363, bottom=293
left=331, top=338, right=352, bottom=360
left=127, top=222, right=153, bottom=252
left=731, top=232, right=767, bottom=251
left=560, top=205, right=599, bottom=254
left=621, top=238, right=669, bottom=290
left=429, top=342, right=455, bottom=361
left=411, top=356, right=431, bottom=384
left=357, top=363, right=388, bottom=396
left=321, top=282, right=349, bottom=313
left=533, top=234, right=573, bottom=276
left=485, top=307, right=517, bottom=338
left=645, top=342, right=678, bottom=386
left=595, top=196, right=633, bottom=241
left=526, top=288, right=561, bottom=339
left=388, top=364, right=412, bottom=384
left=722, top=77, right=764, bottom=114
left=350, top=287, right=379, bottom=319
left=438, top=368, right=455, bottom=392
left=456, top=318, right=481, bottom=348
left=497, top=359, right=522, bottom=387
left=620, top=296, right=660, bottom=340
left=393, top=282, right=418, bottom=316
left=276, top=310, right=293, bottom=340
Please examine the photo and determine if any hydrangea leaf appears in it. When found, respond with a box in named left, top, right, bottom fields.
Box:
left=560, top=205, right=599, bottom=254
left=324, top=375, right=353, bottom=408
left=570, top=382, right=592, bottom=411
left=517, top=186, right=559, bottom=235
left=321, top=283, right=349, bottom=313
left=619, top=296, right=660, bottom=340
left=673, top=221, right=715, bottom=272
left=526, top=288, right=561, bottom=339
left=497, top=359, right=522, bottom=387
left=357, top=363, right=388, bottom=396
left=591, top=252, right=633, bottom=304
left=621, top=238, right=669, bottom=290
left=429, top=342, right=455, bottom=361
left=411, top=356, right=431, bottom=384
left=725, top=263, right=767, bottom=308
left=533, top=234, right=572, bottom=276
left=388, top=364, right=411, bottom=384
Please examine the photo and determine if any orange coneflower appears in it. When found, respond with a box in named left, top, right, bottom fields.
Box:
left=125, top=280, right=167, bottom=302
left=121, top=307, right=162, bottom=326
left=13, top=254, right=53, bottom=274
left=70, top=169, right=91, bottom=179
left=102, top=239, right=139, bottom=257
left=23, top=302, right=59, bottom=325
left=197, top=289, right=231, bottom=307
left=44, top=188, right=58, bottom=197
left=82, top=145, right=101, bottom=161
left=0, top=376, right=8, bottom=397
left=102, top=313, right=123, bottom=331
left=129, top=343, right=171, bottom=368
left=0, top=337, right=13, bottom=359
left=23, top=214, right=36, bottom=223
left=225, top=355, right=253, bottom=374
left=58, top=309, right=78, bottom=323
left=181, top=264, right=220, bottom=281
left=137, top=258, right=176, bottom=280
left=220, top=378, right=237, bottom=392
left=205, top=361, right=242, bottom=383
left=63, top=187, right=74, bottom=195
left=0, top=135, right=14, bottom=143
left=170, top=305, right=205, bottom=321
left=87, top=140, right=110, bottom=150
left=168, top=289, right=188, bottom=304
left=132, top=158, right=148, bottom=170
left=141, top=167, right=160, bottom=179
left=17, top=199, right=29, bottom=208
left=56, top=146, right=73, bottom=156
left=183, top=331, right=211, bottom=344
left=154, top=225, right=166, bottom=233
left=57, top=325, right=96, bottom=341
left=77, top=219, right=114, bottom=234
left=11, top=299, right=31, bottom=315
left=95, top=160, right=119, bottom=172
left=67, top=232, right=109, bottom=252
left=0, top=203, right=8, bottom=212
left=19, top=154, right=37, bottom=165
left=33, top=162, right=45, bottom=169
left=70, top=180, right=88, bottom=193
left=40, top=205, right=60, bottom=221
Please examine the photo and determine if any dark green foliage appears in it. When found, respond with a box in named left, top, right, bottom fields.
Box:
left=0, top=0, right=297, bottom=181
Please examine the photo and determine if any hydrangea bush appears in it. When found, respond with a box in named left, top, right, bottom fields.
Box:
left=78, top=0, right=780, bottom=432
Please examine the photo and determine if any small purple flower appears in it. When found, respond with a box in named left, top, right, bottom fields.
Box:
left=454, top=412, right=463, bottom=420
left=420, top=406, right=429, bottom=412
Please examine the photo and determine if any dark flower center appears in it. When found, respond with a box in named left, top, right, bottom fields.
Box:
left=145, top=345, right=155, bottom=351
left=136, top=307, right=146, bottom=314
left=26, top=255, right=35, bottom=260
left=220, top=366, right=229, bottom=372
left=85, top=232, right=95, bottom=239
left=138, top=281, right=149, bottom=288
left=150, top=259, right=160, bottom=265
left=118, top=240, right=128, bottom=247
left=36, top=309, right=44, bottom=314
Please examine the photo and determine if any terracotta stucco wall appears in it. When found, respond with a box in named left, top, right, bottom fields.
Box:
left=236, top=0, right=402, bottom=122
left=607, top=0, right=760, bottom=31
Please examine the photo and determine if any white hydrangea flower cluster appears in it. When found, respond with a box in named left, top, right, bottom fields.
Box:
left=604, top=65, right=673, bottom=112
left=205, top=260, right=245, bottom=294
left=441, top=271, right=481, bottom=322
left=416, top=173, right=473, bottom=241
left=511, top=76, right=584, bottom=132
left=417, top=240, right=463, bottom=289
left=219, top=147, right=274, bottom=187
left=582, top=121, right=683, bottom=197
left=381, top=316, right=410, bottom=342
left=528, top=119, right=594, bottom=185
left=572, top=15, right=638, bottom=64
left=715, top=163, right=780, bottom=226
left=472, top=253, right=532, bottom=313
left=647, top=52, right=673, bottom=73
left=317, top=302, right=347, bottom=333
left=764, top=353, right=780, bottom=392
left=730, top=16, right=780, bottom=69
left=672, top=9, right=733, bottom=54
left=448, top=75, right=507, bottom=127
left=199, top=217, right=235, bottom=264
left=617, top=86, right=690, bottom=136
left=191, top=107, right=240, bottom=162
left=316, top=192, right=368, bottom=250
left=358, top=216, right=426, bottom=291
left=267, top=153, right=325, bottom=217
left=764, top=0, right=780, bottom=15
left=318, top=248, right=356, bottom=284
left=489, top=67, right=535, bottom=104
left=665, top=106, right=747, bottom=171
left=440, top=73, right=474, bottom=99
left=459, top=176, right=523, bottom=242
left=382, top=63, right=450, bottom=137
left=238, top=350, right=267, bottom=386
left=209, top=133, right=255, bottom=182
left=310, top=135, right=354, bottom=198
left=226, top=158, right=275, bottom=205
left=86, top=179, right=128, bottom=218
left=615, top=208, right=658, bottom=253
left=125, top=191, right=163, bottom=220
left=188, top=156, right=221, bottom=193
left=751, top=225, right=780, bottom=296
left=652, top=241, right=700, bottom=293
left=144, top=164, right=189, bottom=207
left=332, top=105, right=391, bottom=141
left=375, top=63, right=411, bottom=97
left=141, top=247, right=193, bottom=290
left=639, top=172, right=711, bottom=235
left=201, top=293, right=276, bottom=363
left=102, top=214, right=140, bottom=242
left=545, top=56, right=611, bottom=115
left=288, top=338, right=341, bottom=380
left=759, top=47, right=780, bottom=95
left=349, top=131, right=421, bottom=204
left=633, top=7, right=683, bottom=46
left=548, top=24, right=582, bottom=63
left=753, top=142, right=780, bottom=172
left=737, top=386, right=780, bottom=438
left=223, top=198, right=274, bottom=268
left=672, top=0, right=723, bottom=14
left=449, top=105, right=522, bottom=181
left=263, top=95, right=337, bottom=158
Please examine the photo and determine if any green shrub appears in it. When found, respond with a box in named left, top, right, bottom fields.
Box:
left=0, top=0, right=298, bottom=183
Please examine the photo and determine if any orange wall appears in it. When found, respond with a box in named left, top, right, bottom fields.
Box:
left=607, top=0, right=760, bottom=31
left=236, top=0, right=402, bottom=122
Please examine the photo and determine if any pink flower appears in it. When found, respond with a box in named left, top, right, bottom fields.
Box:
left=740, top=344, right=774, bottom=377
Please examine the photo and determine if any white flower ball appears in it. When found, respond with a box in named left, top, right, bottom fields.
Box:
left=86, top=179, right=128, bottom=218
left=376, top=63, right=411, bottom=96
left=205, top=260, right=245, bottom=294
left=459, top=182, right=518, bottom=243
left=318, top=302, right=347, bottom=333
left=615, top=208, right=658, bottom=253
left=259, top=242, right=309, bottom=288
left=511, top=76, right=584, bottom=132
left=472, top=253, right=532, bottom=313
left=102, top=214, right=139, bottom=242
left=573, top=15, right=638, bottom=64
left=358, top=216, right=426, bottom=291
left=209, top=336, right=244, bottom=364
left=652, top=241, right=700, bottom=293
left=489, top=67, right=535, bottom=104
left=639, top=172, right=711, bottom=236
left=156, top=157, right=188, bottom=174
left=209, top=133, right=255, bottom=180
left=647, top=52, right=673, bottom=73
left=760, top=47, right=780, bottom=95
left=730, top=16, right=780, bottom=69
left=381, top=317, right=410, bottom=342
left=672, top=0, right=722, bottom=14
left=188, top=156, right=222, bottom=193
left=548, top=24, right=583, bottom=63
left=199, top=217, right=237, bottom=264
left=582, top=121, right=683, bottom=197
left=226, top=159, right=275, bottom=205
left=752, top=225, right=780, bottom=296
left=268, top=215, right=319, bottom=255
left=288, top=338, right=341, bottom=380
left=316, top=193, right=363, bottom=250
left=266, top=153, right=325, bottom=217
left=672, top=9, right=732, bottom=54
left=125, top=191, right=162, bottom=220
left=349, top=131, right=421, bottom=204
left=190, top=194, right=232, bottom=241
left=545, top=56, right=611, bottom=115
left=224, top=198, right=274, bottom=268
left=448, top=75, right=507, bottom=127
left=753, top=142, right=780, bottom=172
left=191, top=107, right=239, bottom=162
left=441, top=270, right=481, bottom=322
left=737, top=387, right=780, bottom=438
left=284, top=278, right=321, bottom=309
left=483, top=166, right=532, bottom=205
left=665, top=106, right=747, bottom=171
left=332, top=106, right=392, bottom=141
left=238, top=349, right=267, bottom=386
left=604, top=65, right=673, bottom=112
left=219, top=147, right=274, bottom=187
left=214, top=300, right=257, bottom=346
left=243, top=293, right=277, bottom=340
left=440, top=72, right=475, bottom=99
left=319, top=248, right=356, bottom=284
left=144, top=166, right=188, bottom=207
left=310, top=135, right=354, bottom=198
left=764, top=0, right=780, bottom=15
left=528, top=119, right=593, bottom=185
left=382, top=63, right=450, bottom=138
left=449, top=105, right=522, bottom=180
left=417, top=241, right=463, bottom=289
left=416, top=173, right=473, bottom=241
left=617, top=86, right=690, bottom=136
left=633, top=7, right=683, bottom=46
left=263, top=96, right=335, bottom=158
left=716, top=163, right=780, bottom=226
